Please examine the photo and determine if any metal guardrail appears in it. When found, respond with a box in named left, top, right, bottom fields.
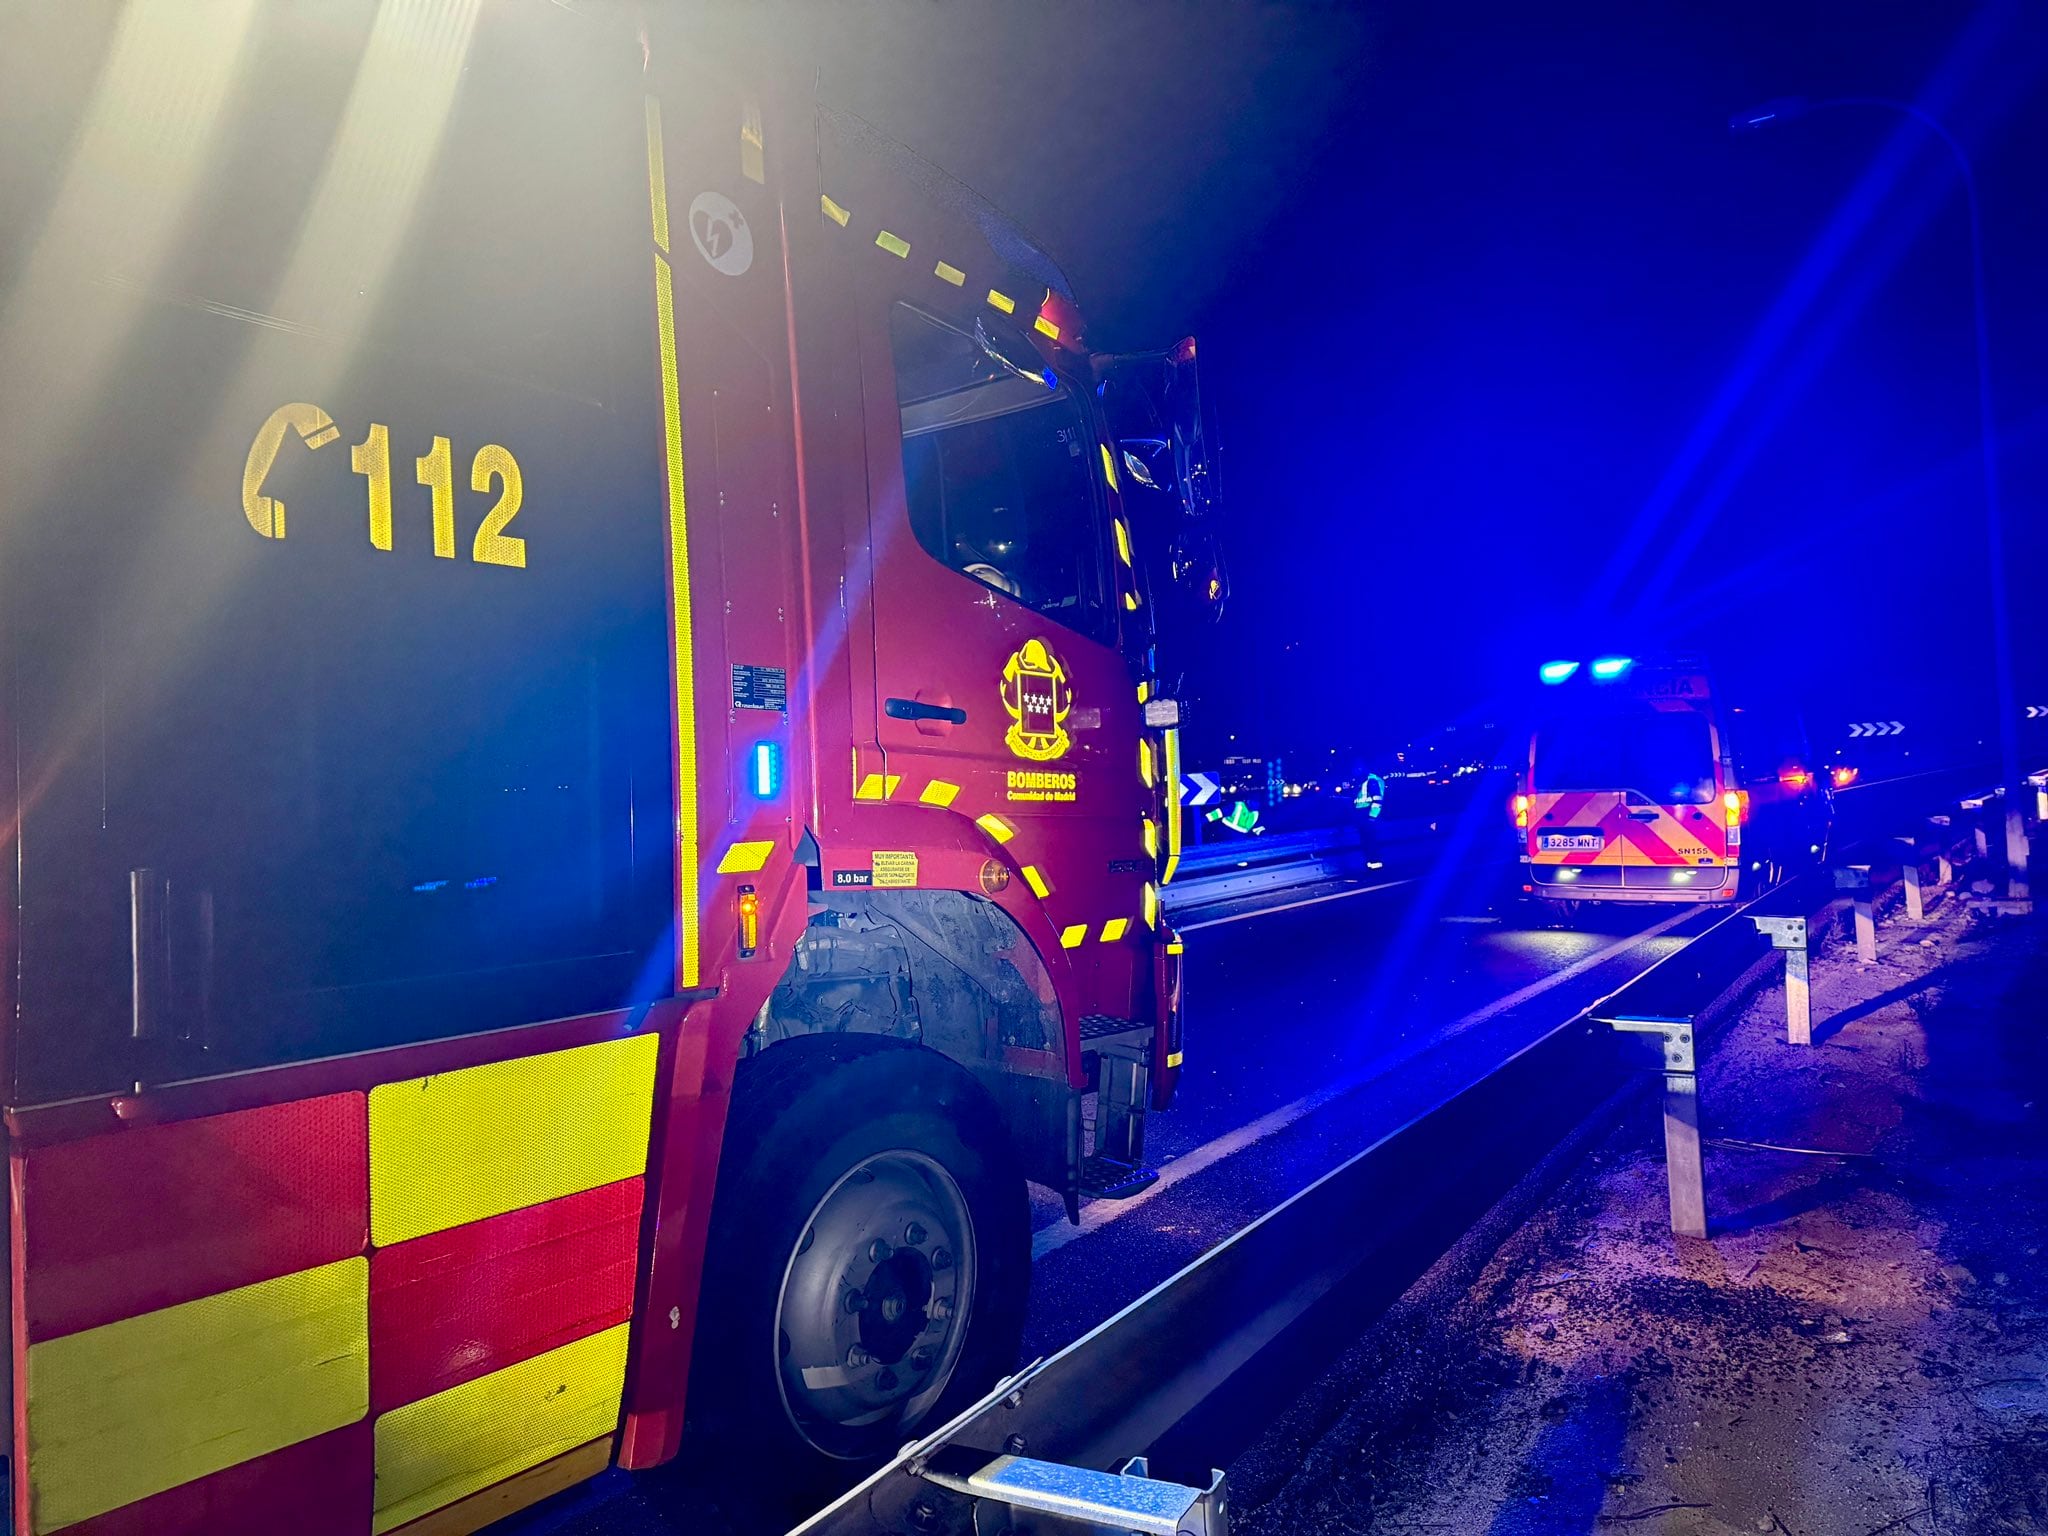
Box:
left=1164, top=819, right=1445, bottom=914
left=782, top=778, right=2034, bottom=1536
left=790, top=876, right=1813, bottom=1536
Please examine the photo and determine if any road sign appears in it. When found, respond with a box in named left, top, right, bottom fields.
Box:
left=1847, top=720, right=1905, bottom=738
left=2026, top=705, right=2047, bottom=720
left=1182, top=770, right=1221, bottom=807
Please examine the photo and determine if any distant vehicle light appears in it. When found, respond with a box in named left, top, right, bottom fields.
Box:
left=1589, top=656, right=1634, bottom=681
left=1539, top=659, right=1581, bottom=685
left=1831, top=765, right=1859, bottom=789
left=1779, top=766, right=1813, bottom=790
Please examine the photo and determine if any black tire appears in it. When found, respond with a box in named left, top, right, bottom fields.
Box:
left=684, top=1037, right=1028, bottom=1516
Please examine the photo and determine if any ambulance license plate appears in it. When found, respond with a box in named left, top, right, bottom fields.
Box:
left=1540, top=832, right=1605, bottom=852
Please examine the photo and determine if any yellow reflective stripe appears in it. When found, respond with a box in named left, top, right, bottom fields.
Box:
left=1124, top=591, right=1140, bottom=611
left=27, top=1257, right=368, bottom=1533
left=987, top=289, right=1015, bottom=314
left=1034, top=314, right=1060, bottom=341
left=643, top=98, right=670, bottom=253
left=875, top=229, right=910, bottom=258
left=647, top=100, right=700, bottom=990
left=1139, top=739, right=1155, bottom=788
left=1101, top=444, right=1122, bottom=498
left=1059, top=923, right=1088, bottom=949
left=975, top=812, right=1016, bottom=844
left=372, top=1324, right=629, bottom=1535
left=934, top=259, right=966, bottom=286
left=1143, top=883, right=1159, bottom=928
left=1100, top=917, right=1129, bottom=942
left=1142, top=818, right=1158, bottom=859
left=368, top=1034, right=659, bottom=1247
left=855, top=772, right=901, bottom=801
left=1113, top=519, right=1133, bottom=567
left=821, top=193, right=850, bottom=226
left=1162, top=727, right=1184, bottom=885
left=1166, top=1050, right=1183, bottom=1069
left=1167, top=940, right=1185, bottom=954
left=1020, top=865, right=1050, bottom=899
left=717, top=839, right=775, bottom=874
left=1137, top=680, right=1151, bottom=703
left=919, top=779, right=961, bottom=807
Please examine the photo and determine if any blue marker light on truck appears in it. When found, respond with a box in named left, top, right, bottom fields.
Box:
left=1539, top=660, right=1579, bottom=684
left=749, top=740, right=780, bottom=799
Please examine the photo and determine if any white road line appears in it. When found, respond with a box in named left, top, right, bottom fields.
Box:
left=1030, top=907, right=1697, bottom=1262
left=1437, top=908, right=1694, bottom=1041
left=1174, top=877, right=1418, bottom=931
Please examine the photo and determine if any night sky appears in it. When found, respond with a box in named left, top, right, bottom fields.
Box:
left=802, top=0, right=2048, bottom=767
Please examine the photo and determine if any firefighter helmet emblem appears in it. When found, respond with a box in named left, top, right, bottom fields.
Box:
left=1001, top=638, right=1073, bottom=762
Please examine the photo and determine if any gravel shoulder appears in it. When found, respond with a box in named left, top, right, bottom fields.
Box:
left=1231, top=896, right=2048, bottom=1536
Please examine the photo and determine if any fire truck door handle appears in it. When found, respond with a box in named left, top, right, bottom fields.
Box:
left=885, top=698, right=968, bottom=726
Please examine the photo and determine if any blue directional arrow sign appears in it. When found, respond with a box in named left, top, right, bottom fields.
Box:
left=1181, top=770, right=1221, bottom=807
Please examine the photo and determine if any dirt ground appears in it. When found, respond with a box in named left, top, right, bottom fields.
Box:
left=1231, top=895, right=2048, bottom=1536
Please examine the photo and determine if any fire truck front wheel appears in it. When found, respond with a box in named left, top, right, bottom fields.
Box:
left=690, top=1037, right=1029, bottom=1502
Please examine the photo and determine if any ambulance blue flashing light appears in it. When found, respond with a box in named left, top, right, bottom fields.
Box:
left=1589, top=656, right=1635, bottom=681
left=1539, top=660, right=1580, bottom=685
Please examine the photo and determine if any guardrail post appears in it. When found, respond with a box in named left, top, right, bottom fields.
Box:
left=1607, top=1016, right=1705, bottom=1239
left=1898, top=837, right=1927, bottom=922
left=1835, top=865, right=1877, bottom=963
left=1931, top=815, right=1957, bottom=886
left=1750, top=915, right=1811, bottom=1045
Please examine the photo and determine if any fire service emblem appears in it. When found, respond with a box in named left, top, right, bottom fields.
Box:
left=1001, top=638, right=1073, bottom=762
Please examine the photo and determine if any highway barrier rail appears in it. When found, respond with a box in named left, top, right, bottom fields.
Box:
left=788, top=777, right=2037, bottom=1536
left=1163, top=817, right=1444, bottom=917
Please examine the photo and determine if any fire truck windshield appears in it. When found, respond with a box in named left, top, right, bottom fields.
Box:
left=892, top=303, right=1114, bottom=641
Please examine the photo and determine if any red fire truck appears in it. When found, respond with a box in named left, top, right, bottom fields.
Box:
left=0, top=7, right=1222, bottom=1532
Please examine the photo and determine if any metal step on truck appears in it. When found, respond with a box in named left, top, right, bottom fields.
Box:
left=0, top=5, right=1225, bottom=1532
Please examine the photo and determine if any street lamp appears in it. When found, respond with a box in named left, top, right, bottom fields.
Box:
left=1733, top=95, right=2029, bottom=903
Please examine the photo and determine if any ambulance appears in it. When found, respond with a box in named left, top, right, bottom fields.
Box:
left=1513, top=657, right=1831, bottom=909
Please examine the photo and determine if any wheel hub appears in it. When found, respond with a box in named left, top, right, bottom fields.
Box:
left=775, top=1150, right=975, bottom=1455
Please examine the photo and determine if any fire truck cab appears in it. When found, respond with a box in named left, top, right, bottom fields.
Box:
left=0, top=6, right=1220, bottom=1532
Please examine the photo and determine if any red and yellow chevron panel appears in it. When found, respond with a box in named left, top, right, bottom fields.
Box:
left=370, top=1178, right=644, bottom=1413
left=367, top=1033, right=660, bottom=1247
left=48, top=1424, right=370, bottom=1536
left=371, top=1324, right=632, bottom=1534
left=14, top=1032, right=664, bottom=1536
left=19, top=1093, right=367, bottom=1339
left=26, top=1257, right=370, bottom=1532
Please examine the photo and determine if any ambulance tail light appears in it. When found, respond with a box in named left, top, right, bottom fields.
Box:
left=737, top=884, right=761, bottom=959
left=1723, top=790, right=1748, bottom=844
left=1512, top=793, right=1530, bottom=830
